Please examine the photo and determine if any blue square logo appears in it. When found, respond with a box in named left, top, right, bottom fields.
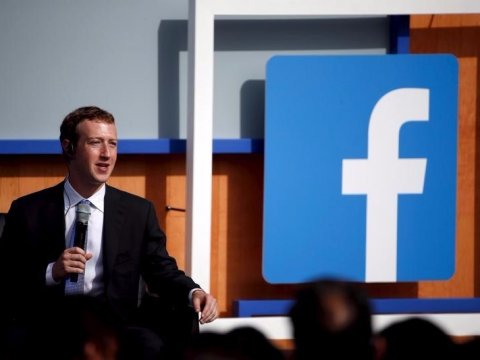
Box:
left=263, top=55, right=458, bottom=283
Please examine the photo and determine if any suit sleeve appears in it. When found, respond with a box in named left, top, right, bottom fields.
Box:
left=0, top=200, right=55, bottom=324
left=140, top=201, right=201, bottom=305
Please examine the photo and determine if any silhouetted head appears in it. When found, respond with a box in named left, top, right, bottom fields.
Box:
left=378, top=317, right=456, bottom=360
left=289, top=278, right=373, bottom=360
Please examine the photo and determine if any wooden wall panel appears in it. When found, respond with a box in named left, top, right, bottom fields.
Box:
left=211, top=154, right=301, bottom=316
left=0, top=155, right=65, bottom=212
left=410, top=14, right=480, bottom=297
left=0, top=154, right=189, bottom=270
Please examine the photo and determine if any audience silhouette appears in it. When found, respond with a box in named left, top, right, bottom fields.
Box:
left=376, top=317, right=456, bottom=360
left=4, top=276, right=478, bottom=359
left=181, top=326, right=285, bottom=360
left=3, top=295, right=120, bottom=360
left=289, top=278, right=375, bottom=360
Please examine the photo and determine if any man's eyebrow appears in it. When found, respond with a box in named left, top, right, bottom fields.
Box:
left=86, top=137, right=118, bottom=140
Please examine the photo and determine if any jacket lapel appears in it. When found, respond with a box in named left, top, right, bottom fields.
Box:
left=48, top=182, right=68, bottom=257
left=103, top=185, right=125, bottom=286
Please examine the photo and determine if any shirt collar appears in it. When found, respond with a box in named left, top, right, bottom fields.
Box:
left=64, top=179, right=105, bottom=213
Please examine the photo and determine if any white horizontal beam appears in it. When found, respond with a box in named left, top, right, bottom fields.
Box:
left=205, top=0, right=480, bottom=16
left=200, top=314, right=480, bottom=339
left=201, top=317, right=292, bottom=339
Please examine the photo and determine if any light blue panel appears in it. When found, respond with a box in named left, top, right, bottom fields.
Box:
left=0, top=0, right=188, bottom=139
left=0, top=5, right=388, bottom=140
left=263, top=54, right=458, bottom=283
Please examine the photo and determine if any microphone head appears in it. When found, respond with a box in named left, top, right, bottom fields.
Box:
left=76, top=202, right=91, bottom=224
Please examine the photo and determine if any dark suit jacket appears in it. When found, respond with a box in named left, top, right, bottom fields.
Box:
left=1, top=181, right=199, bottom=325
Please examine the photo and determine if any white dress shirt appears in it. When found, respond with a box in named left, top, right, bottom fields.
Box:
left=46, top=179, right=105, bottom=296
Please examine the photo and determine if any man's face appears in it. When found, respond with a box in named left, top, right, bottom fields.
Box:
left=68, top=119, right=118, bottom=193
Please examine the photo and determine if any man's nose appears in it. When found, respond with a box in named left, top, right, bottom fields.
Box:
left=100, top=143, right=111, bottom=157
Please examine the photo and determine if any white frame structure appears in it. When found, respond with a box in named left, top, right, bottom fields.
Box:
left=186, top=0, right=480, bottom=336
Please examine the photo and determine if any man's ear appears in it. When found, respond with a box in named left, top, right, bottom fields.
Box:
left=62, top=139, right=74, bottom=157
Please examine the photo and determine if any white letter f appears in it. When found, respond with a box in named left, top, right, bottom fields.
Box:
left=342, top=88, right=429, bottom=282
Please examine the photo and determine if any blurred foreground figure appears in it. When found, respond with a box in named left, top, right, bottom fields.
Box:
left=289, top=278, right=375, bottom=360
left=181, top=326, right=285, bottom=360
left=42, top=295, right=120, bottom=360
left=377, top=317, right=456, bottom=360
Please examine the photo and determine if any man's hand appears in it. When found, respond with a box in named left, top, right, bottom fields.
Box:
left=52, top=247, right=93, bottom=282
left=192, top=289, right=218, bottom=324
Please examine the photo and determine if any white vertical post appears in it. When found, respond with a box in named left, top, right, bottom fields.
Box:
left=186, top=0, right=215, bottom=292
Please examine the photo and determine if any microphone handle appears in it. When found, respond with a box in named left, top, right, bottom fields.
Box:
left=70, top=222, right=88, bottom=282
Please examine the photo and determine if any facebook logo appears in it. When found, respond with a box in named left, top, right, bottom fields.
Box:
left=263, top=55, right=458, bottom=283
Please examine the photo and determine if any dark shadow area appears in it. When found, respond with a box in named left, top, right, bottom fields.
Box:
left=240, top=80, right=265, bottom=138
left=158, top=21, right=187, bottom=138
left=214, top=18, right=388, bottom=51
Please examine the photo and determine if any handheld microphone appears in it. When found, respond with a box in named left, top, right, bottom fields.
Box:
left=70, top=202, right=91, bottom=282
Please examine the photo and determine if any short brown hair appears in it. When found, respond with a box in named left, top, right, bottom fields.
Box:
left=59, top=106, right=115, bottom=155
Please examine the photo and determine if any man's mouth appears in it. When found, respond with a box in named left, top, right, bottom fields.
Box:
left=96, top=163, right=109, bottom=170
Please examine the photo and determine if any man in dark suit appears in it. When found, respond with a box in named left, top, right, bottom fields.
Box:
left=1, top=106, right=217, bottom=359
